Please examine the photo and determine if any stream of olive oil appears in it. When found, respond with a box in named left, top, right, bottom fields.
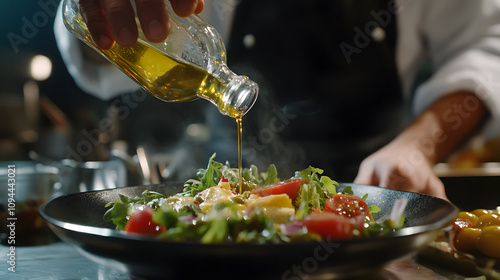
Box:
left=72, top=17, right=246, bottom=192
left=236, top=117, right=243, bottom=194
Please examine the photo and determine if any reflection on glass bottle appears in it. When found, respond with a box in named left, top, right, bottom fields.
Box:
left=62, top=0, right=258, bottom=119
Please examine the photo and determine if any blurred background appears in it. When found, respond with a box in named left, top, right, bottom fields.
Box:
left=0, top=0, right=94, bottom=161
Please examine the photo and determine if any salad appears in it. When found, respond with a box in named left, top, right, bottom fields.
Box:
left=104, top=154, right=405, bottom=243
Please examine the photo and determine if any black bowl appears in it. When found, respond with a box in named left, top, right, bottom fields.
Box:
left=39, top=183, right=458, bottom=280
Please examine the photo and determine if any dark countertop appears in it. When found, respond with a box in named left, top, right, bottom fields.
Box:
left=0, top=242, right=131, bottom=280
left=0, top=237, right=480, bottom=280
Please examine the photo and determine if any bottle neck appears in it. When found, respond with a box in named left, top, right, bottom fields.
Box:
left=199, top=65, right=258, bottom=119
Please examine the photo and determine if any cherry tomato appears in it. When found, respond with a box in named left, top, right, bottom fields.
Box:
left=452, top=218, right=474, bottom=230
left=476, top=226, right=500, bottom=258
left=124, top=207, right=166, bottom=236
left=303, top=212, right=355, bottom=239
left=477, top=212, right=500, bottom=228
left=453, top=227, right=481, bottom=254
left=456, top=211, right=479, bottom=227
left=324, top=194, right=369, bottom=218
left=251, top=179, right=302, bottom=200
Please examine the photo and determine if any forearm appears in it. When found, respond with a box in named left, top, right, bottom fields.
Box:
left=395, top=91, right=488, bottom=165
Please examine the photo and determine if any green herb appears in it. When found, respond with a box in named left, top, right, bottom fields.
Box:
left=368, top=205, right=382, bottom=214
left=103, top=197, right=129, bottom=230
left=142, top=190, right=170, bottom=199
left=241, top=164, right=278, bottom=186
left=363, top=215, right=405, bottom=238
left=103, top=193, right=152, bottom=230
left=180, top=154, right=280, bottom=197
left=293, top=166, right=340, bottom=219
left=153, top=203, right=191, bottom=228
left=181, top=153, right=223, bottom=196
left=198, top=153, right=223, bottom=188
left=320, top=176, right=337, bottom=196
left=340, top=186, right=354, bottom=195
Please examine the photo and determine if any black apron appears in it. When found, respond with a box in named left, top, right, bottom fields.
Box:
left=214, top=0, right=406, bottom=181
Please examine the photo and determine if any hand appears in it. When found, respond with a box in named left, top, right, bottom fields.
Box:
left=355, top=91, right=488, bottom=201
left=354, top=141, right=448, bottom=200
left=78, top=0, right=205, bottom=49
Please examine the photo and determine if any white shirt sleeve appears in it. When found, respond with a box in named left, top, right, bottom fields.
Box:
left=397, top=0, right=500, bottom=139
left=54, top=2, right=139, bottom=100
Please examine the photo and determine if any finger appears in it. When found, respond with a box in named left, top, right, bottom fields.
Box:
left=194, top=0, right=204, bottom=14
left=78, top=0, right=114, bottom=49
left=353, top=167, right=379, bottom=186
left=135, top=0, right=169, bottom=42
left=170, top=0, right=199, bottom=17
left=384, top=174, right=406, bottom=190
left=101, top=0, right=138, bottom=47
left=427, top=176, right=449, bottom=201
left=379, top=166, right=409, bottom=191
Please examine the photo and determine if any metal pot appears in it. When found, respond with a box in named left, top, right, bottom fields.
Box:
left=29, top=150, right=143, bottom=197
left=0, top=161, right=59, bottom=234
left=54, top=157, right=128, bottom=196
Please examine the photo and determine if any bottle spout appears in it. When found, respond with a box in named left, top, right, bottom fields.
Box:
left=218, top=76, right=258, bottom=118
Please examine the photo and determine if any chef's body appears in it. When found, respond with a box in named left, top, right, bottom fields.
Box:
left=54, top=0, right=500, bottom=200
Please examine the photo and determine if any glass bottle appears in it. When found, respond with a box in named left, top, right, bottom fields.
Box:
left=62, top=0, right=258, bottom=119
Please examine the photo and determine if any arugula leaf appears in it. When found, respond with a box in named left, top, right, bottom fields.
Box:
left=293, top=166, right=323, bottom=181
left=241, top=164, right=278, bottom=186
left=142, top=190, right=169, bottom=199
left=293, top=166, right=339, bottom=215
left=340, top=186, right=354, bottom=195
left=242, top=164, right=260, bottom=184
left=368, top=205, right=382, bottom=214
left=197, top=153, right=223, bottom=189
left=298, top=183, right=323, bottom=210
left=199, top=219, right=229, bottom=243
left=181, top=153, right=226, bottom=196
left=181, top=154, right=281, bottom=197
left=262, top=164, right=278, bottom=186
left=320, top=176, right=338, bottom=196
left=363, top=215, right=405, bottom=238
left=152, top=203, right=190, bottom=228
left=221, top=164, right=239, bottom=182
